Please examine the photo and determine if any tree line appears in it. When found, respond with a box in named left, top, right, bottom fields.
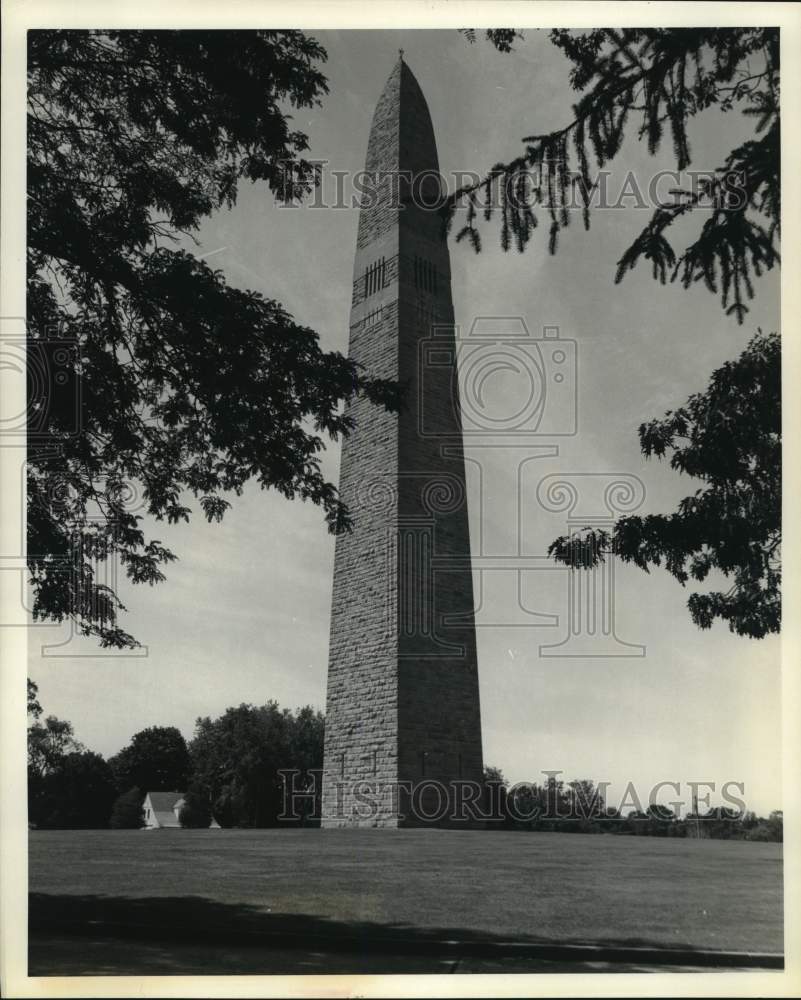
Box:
left=27, top=679, right=323, bottom=829
left=484, top=769, right=782, bottom=842
left=27, top=681, right=781, bottom=841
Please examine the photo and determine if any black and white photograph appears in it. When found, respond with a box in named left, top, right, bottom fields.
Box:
left=1, top=1, right=799, bottom=995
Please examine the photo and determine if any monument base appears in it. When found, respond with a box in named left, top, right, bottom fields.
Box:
left=320, top=779, right=497, bottom=830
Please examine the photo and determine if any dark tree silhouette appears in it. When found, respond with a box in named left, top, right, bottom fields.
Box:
left=27, top=30, right=400, bottom=648
left=108, top=725, right=191, bottom=792
left=548, top=330, right=780, bottom=638
left=450, top=28, right=779, bottom=324
left=27, top=678, right=43, bottom=720
left=31, top=751, right=118, bottom=829
left=28, top=713, right=83, bottom=779
left=109, top=786, right=145, bottom=829
left=27, top=680, right=87, bottom=825
left=189, top=702, right=324, bottom=827
left=178, top=788, right=213, bottom=829
left=453, top=30, right=781, bottom=637
left=483, top=765, right=507, bottom=787
left=458, top=28, right=520, bottom=53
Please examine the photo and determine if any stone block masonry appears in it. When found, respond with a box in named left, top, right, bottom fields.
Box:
left=321, top=57, right=484, bottom=828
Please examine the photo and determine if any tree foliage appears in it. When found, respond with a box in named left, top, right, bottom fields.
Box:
left=458, top=29, right=521, bottom=54
left=483, top=765, right=508, bottom=787
left=189, top=702, right=324, bottom=827
left=109, top=786, right=145, bottom=829
left=27, top=30, right=400, bottom=648
left=549, top=330, right=780, bottom=637
left=27, top=678, right=43, bottom=720
left=108, top=725, right=191, bottom=792
left=28, top=712, right=83, bottom=778
left=178, top=788, right=214, bottom=829
left=504, top=776, right=614, bottom=831
left=449, top=28, right=779, bottom=323
left=30, top=751, right=118, bottom=829
left=27, top=682, right=119, bottom=828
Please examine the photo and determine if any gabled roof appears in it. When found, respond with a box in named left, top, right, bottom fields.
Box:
left=144, top=791, right=185, bottom=827
left=145, top=791, right=185, bottom=811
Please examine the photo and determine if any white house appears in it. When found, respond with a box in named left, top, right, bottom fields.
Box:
left=142, top=791, right=220, bottom=829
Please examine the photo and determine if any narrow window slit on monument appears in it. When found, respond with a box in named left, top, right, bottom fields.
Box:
left=364, top=257, right=388, bottom=299
left=365, top=306, right=383, bottom=328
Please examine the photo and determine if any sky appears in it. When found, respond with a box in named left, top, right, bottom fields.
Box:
left=27, top=29, right=782, bottom=817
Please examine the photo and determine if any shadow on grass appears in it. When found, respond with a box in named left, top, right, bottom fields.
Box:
left=28, top=892, right=784, bottom=976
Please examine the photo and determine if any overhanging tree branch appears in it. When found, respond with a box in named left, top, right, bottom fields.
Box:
left=548, top=330, right=780, bottom=638
left=446, top=28, right=780, bottom=324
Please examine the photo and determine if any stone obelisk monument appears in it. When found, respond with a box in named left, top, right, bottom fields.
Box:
left=321, top=56, right=483, bottom=827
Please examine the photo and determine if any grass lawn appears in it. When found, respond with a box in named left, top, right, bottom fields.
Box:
left=29, top=828, right=782, bottom=967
